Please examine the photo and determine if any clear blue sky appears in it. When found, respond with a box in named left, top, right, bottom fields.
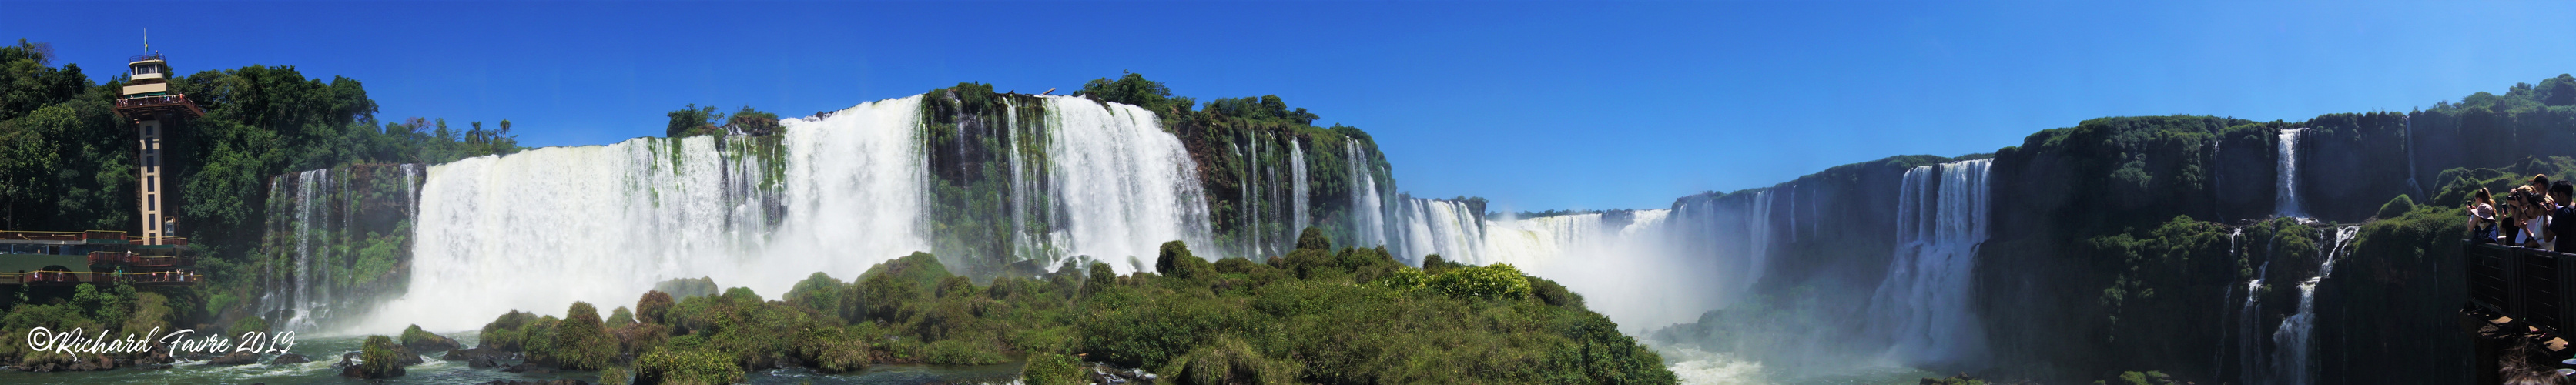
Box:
left=12, top=1, right=2575, bottom=212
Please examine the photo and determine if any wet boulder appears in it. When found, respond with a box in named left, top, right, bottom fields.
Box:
left=207, top=351, right=261, bottom=366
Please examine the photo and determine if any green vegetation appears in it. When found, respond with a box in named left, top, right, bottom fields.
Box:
left=547, top=302, right=618, bottom=370
left=1020, top=351, right=1087, bottom=385
left=1077, top=72, right=1398, bottom=257
left=355, top=335, right=407, bottom=378
left=467, top=230, right=1672, bottom=383
left=1, top=38, right=534, bottom=335
left=400, top=323, right=459, bottom=351
left=665, top=105, right=780, bottom=138
left=2092, top=370, right=2183, bottom=385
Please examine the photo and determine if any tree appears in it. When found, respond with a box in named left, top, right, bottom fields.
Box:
left=725, top=106, right=781, bottom=136
left=665, top=104, right=724, bottom=138
left=1079, top=72, right=1184, bottom=112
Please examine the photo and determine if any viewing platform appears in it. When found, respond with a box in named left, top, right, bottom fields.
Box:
left=0, top=229, right=197, bottom=286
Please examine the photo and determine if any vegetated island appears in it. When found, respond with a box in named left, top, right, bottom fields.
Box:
left=362, top=229, right=1675, bottom=384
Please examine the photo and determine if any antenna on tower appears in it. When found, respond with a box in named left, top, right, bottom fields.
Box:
left=143, top=28, right=149, bottom=53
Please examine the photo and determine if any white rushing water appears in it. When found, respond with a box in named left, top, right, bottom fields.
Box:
left=1392, top=197, right=1486, bottom=264
left=2268, top=225, right=2358, bottom=385
left=1042, top=95, right=1217, bottom=267
left=1744, top=190, right=1775, bottom=298
left=1345, top=142, right=1387, bottom=248
left=1290, top=139, right=1309, bottom=234
left=1867, top=159, right=1993, bottom=367
left=266, top=169, right=331, bottom=332
left=2275, top=129, right=2306, bottom=218
left=365, top=95, right=1215, bottom=332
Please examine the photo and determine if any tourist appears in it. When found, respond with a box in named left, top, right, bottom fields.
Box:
left=2534, top=175, right=2557, bottom=206
left=2519, top=189, right=2553, bottom=249
left=2504, top=188, right=2533, bottom=247
left=2470, top=188, right=2499, bottom=243
left=2554, top=182, right=2576, bottom=252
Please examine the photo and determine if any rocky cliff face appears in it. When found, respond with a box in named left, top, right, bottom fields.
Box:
left=256, top=163, right=424, bottom=332
left=1656, top=75, right=2576, bottom=383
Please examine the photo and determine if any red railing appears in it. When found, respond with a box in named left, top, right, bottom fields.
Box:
left=116, top=94, right=193, bottom=108
left=128, top=271, right=198, bottom=285
left=2, top=270, right=198, bottom=286
left=0, top=231, right=85, bottom=242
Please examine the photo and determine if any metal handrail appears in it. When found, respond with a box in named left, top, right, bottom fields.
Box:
left=129, top=53, right=164, bottom=63
left=116, top=94, right=192, bottom=107
left=2465, top=243, right=2576, bottom=336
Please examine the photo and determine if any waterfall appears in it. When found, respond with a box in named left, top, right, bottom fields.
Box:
left=2238, top=259, right=2269, bottom=385
left=2213, top=228, right=2243, bottom=380
left=1345, top=142, right=1387, bottom=248
left=1479, top=213, right=1602, bottom=267
left=1785, top=182, right=1798, bottom=243
left=2276, top=129, right=2306, bottom=218
left=1867, top=159, right=1994, bottom=367
left=258, top=165, right=423, bottom=332
left=1290, top=139, right=1309, bottom=234
left=275, top=169, right=330, bottom=332
left=1744, top=190, right=1775, bottom=296
left=1392, top=197, right=1486, bottom=264
left=2234, top=225, right=2357, bottom=385
left=1043, top=95, right=1217, bottom=266
left=2270, top=226, right=2359, bottom=385
left=1244, top=136, right=1263, bottom=257
left=1005, top=99, right=1035, bottom=257
left=367, top=95, right=1215, bottom=332
left=2404, top=116, right=2424, bottom=199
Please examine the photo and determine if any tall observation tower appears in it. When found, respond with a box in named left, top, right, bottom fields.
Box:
left=110, top=33, right=203, bottom=246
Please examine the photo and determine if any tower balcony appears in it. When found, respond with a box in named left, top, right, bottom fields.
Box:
left=115, top=93, right=204, bottom=119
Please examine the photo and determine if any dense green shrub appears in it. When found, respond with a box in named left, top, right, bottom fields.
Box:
left=1295, top=227, right=1332, bottom=250
left=635, top=347, right=743, bottom=385
left=798, top=325, right=869, bottom=373
left=478, top=310, right=538, bottom=350
left=652, top=277, right=720, bottom=300
left=1020, top=352, right=1087, bottom=385
left=924, top=339, right=1006, bottom=365
left=2377, top=194, right=2416, bottom=219
left=1426, top=263, right=1534, bottom=300
left=547, top=301, right=618, bottom=370
left=786, top=272, right=846, bottom=321
left=614, top=322, right=672, bottom=360
left=1156, top=240, right=1216, bottom=280
left=121, top=292, right=171, bottom=338
left=1175, top=336, right=1298, bottom=385
left=471, top=245, right=1673, bottom=384
left=608, top=306, right=636, bottom=326
left=400, top=324, right=460, bottom=352
left=1084, top=262, right=1120, bottom=296
left=1529, top=276, right=1586, bottom=309
left=636, top=290, right=675, bottom=325
left=356, top=335, right=407, bottom=378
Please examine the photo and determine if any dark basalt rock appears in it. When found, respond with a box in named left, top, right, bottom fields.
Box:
left=64, top=355, right=114, bottom=371
left=444, top=347, right=510, bottom=368
left=268, top=353, right=311, bottom=365
left=207, top=351, right=261, bottom=366
left=502, top=363, right=554, bottom=374
left=404, top=330, right=463, bottom=353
